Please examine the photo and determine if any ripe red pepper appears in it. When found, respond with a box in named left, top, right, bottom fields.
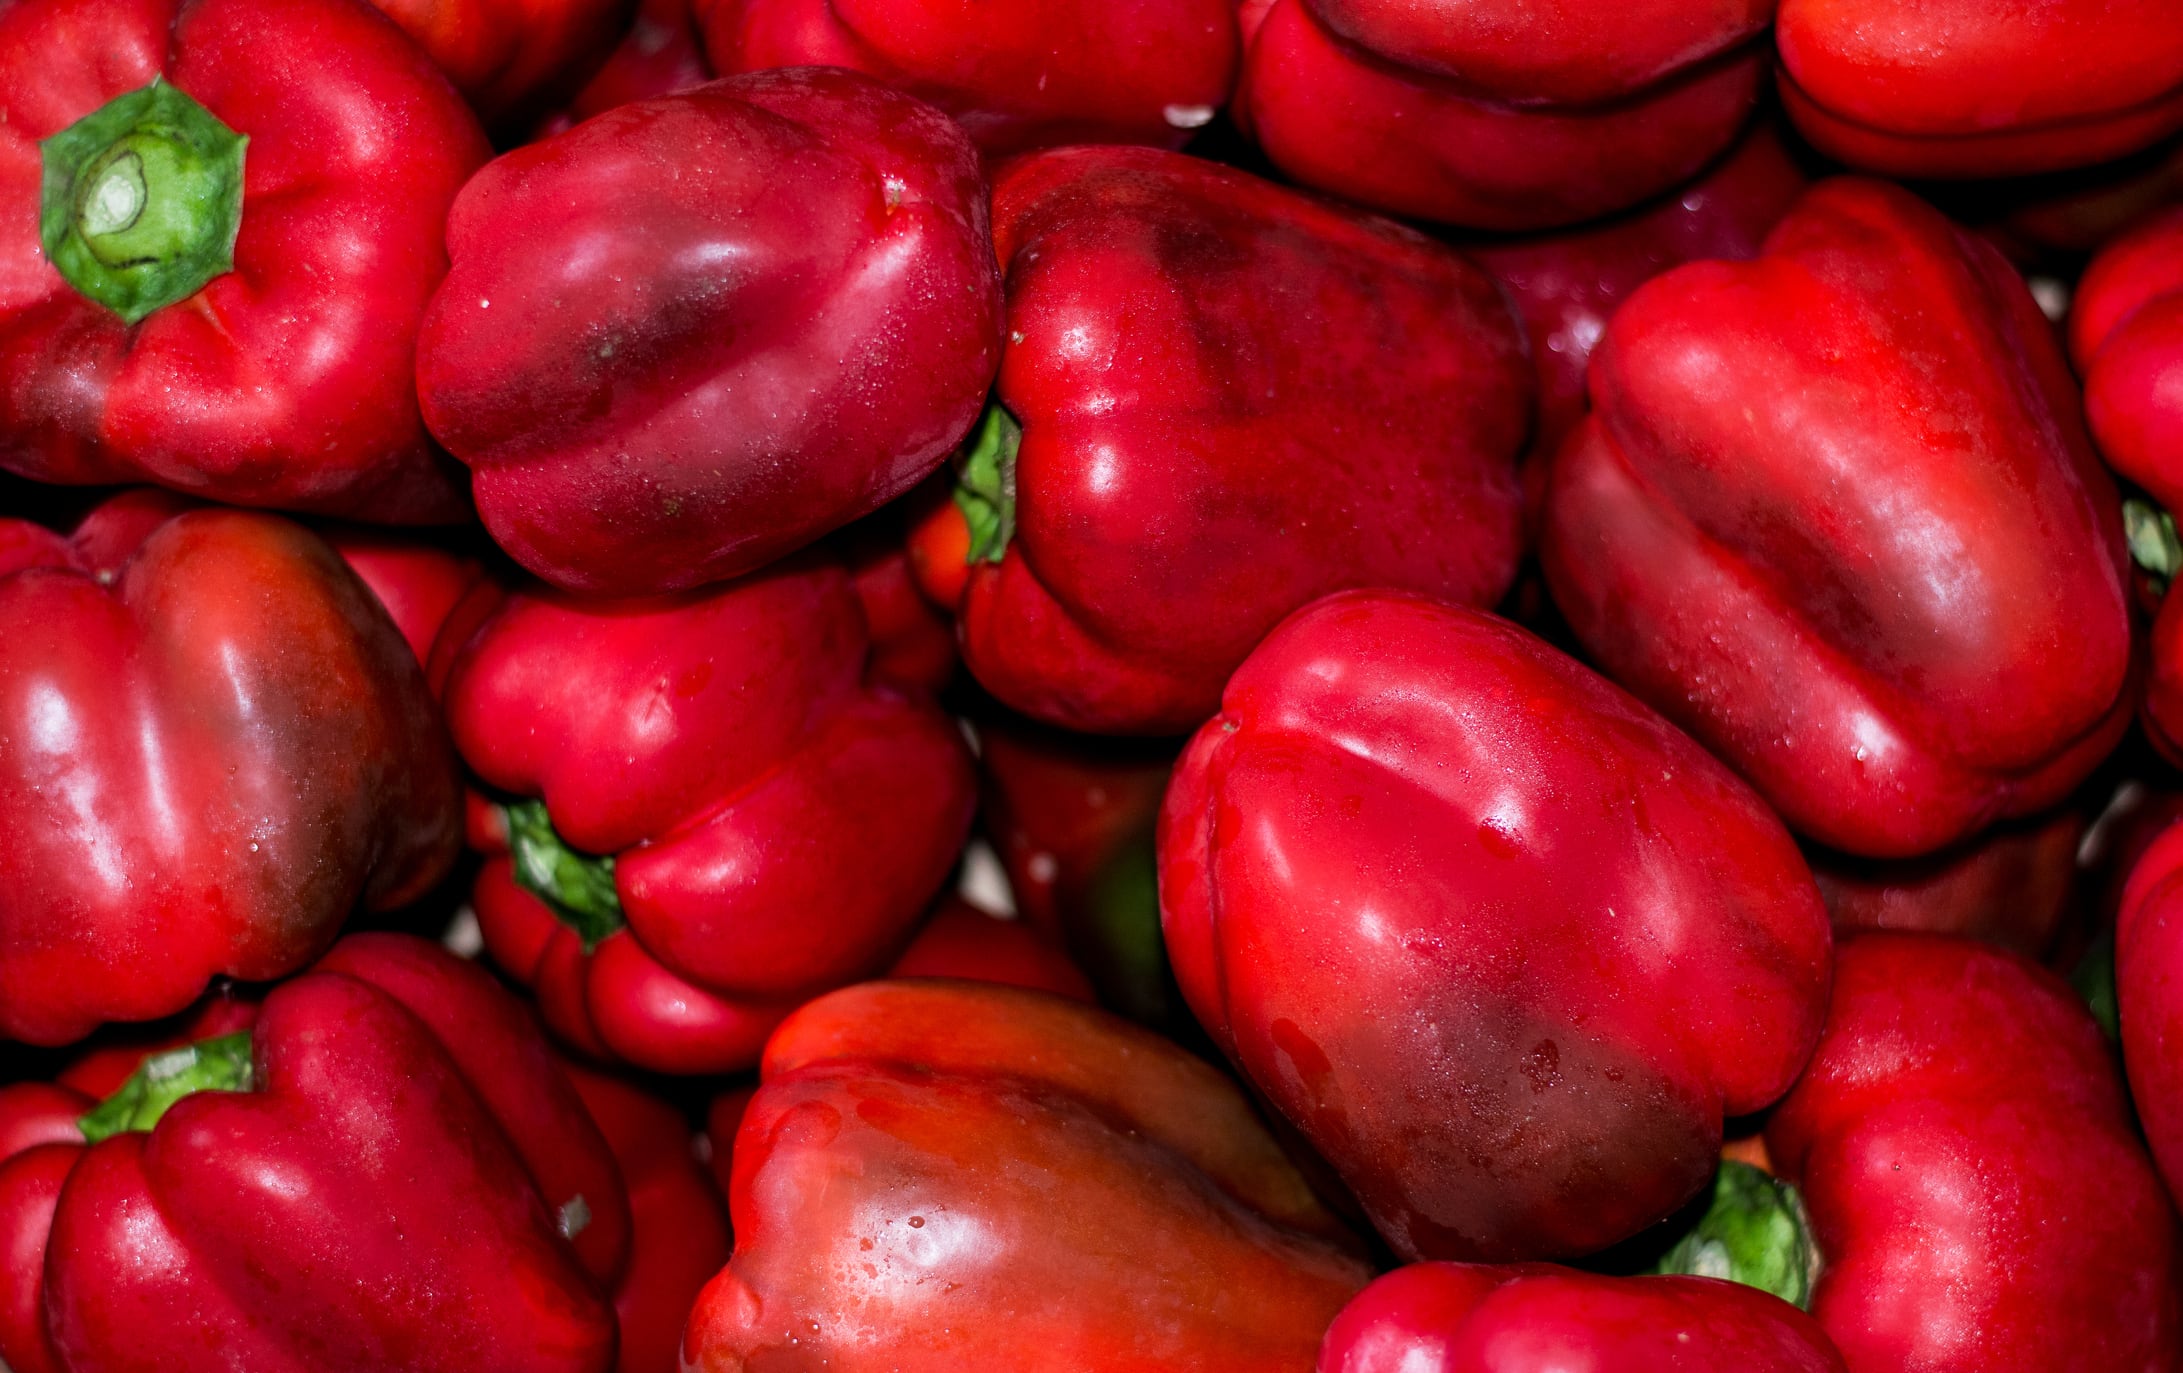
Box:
left=417, top=69, right=1003, bottom=596
left=1317, top=1262, right=1846, bottom=1372
left=447, top=560, right=976, bottom=1074
left=1762, top=934, right=2181, bottom=1370
left=682, top=979, right=1373, bottom=1371
left=1233, top=0, right=1768, bottom=230
left=698, top=0, right=1237, bottom=153
left=323, top=525, right=492, bottom=669
left=1807, top=806, right=2085, bottom=957
left=367, top=0, right=629, bottom=127
left=0, top=0, right=484, bottom=522
left=0, top=934, right=630, bottom=1373
left=0, top=493, right=461, bottom=1046
left=1159, top=590, right=1833, bottom=1263
left=911, top=146, right=1529, bottom=735
left=1541, top=178, right=2134, bottom=859
left=1776, top=0, right=2183, bottom=178
left=542, top=0, right=713, bottom=133
left=2114, top=819, right=2183, bottom=1212
left=2072, top=207, right=2183, bottom=515
left=885, top=894, right=1096, bottom=1003
left=835, top=501, right=958, bottom=695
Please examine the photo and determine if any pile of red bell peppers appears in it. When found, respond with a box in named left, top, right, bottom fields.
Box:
left=6, top=1, right=2183, bottom=1369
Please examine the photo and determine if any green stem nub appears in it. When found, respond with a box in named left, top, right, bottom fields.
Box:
left=2126, top=498, right=2183, bottom=594
left=40, top=80, right=247, bottom=324
left=504, top=799, right=625, bottom=951
left=1654, top=1159, right=1821, bottom=1310
left=2074, top=924, right=2121, bottom=1043
left=953, top=402, right=1022, bottom=565
left=79, top=1031, right=256, bottom=1143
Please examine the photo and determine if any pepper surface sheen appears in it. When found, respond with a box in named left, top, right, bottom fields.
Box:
left=418, top=68, right=1003, bottom=596
left=682, top=979, right=1373, bottom=1371
left=1542, top=178, right=2133, bottom=860
left=449, top=559, right=976, bottom=1074
left=1776, top=0, right=2183, bottom=178
left=0, top=493, right=461, bottom=1046
left=1766, top=934, right=2181, bottom=1371
left=922, top=145, right=1529, bottom=736
left=1159, top=590, right=1834, bottom=1263
left=698, top=0, right=1238, bottom=153
left=1317, top=1262, right=1846, bottom=1373
left=0, top=934, right=629, bottom=1373
left=0, top=0, right=483, bottom=522
left=2115, top=820, right=2183, bottom=1212
left=2072, top=207, right=2183, bottom=517
left=1234, top=0, right=1769, bottom=229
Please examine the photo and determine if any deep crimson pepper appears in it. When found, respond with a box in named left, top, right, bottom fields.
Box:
left=562, top=1063, right=733, bottom=1373
left=0, top=493, right=461, bottom=1046
left=0, top=0, right=483, bottom=522
left=1540, top=178, right=2134, bottom=860
left=2115, top=819, right=2183, bottom=1211
left=323, top=525, right=492, bottom=669
left=913, top=145, right=1529, bottom=735
left=1318, top=1262, right=1846, bottom=1373
left=1159, top=589, right=1833, bottom=1263
left=1807, top=806, right=2085, bottom=957
left=542, top=0, right=713, bottom=132
left=0, top=933, right=631, bottom=1373
left=366, top=0, right=630, bottom=127
left=1762, top=934, right=2180, bottom=1371
left=682, top=979, right=1373, bottom=1371
left=417, top=69, right=1003, bottom=596
left=1233, top=0, right=1768, bottom=230
left=885, top=894, right=1096, bottom=1003
left=2071, top=207, right=2183, bottom=514
left=1776, top=0, right=2183, bottom=179
left=697, top=0, right=1237, bottom=154
left=449, top=559, right=975, bottom=1074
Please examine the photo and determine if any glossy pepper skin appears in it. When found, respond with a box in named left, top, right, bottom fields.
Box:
left=0, top=933, right=629, bottom=1373
left=682, top=979, right=1373, bottom=1371
left=449, top=559, right=976, bottom=1074
left=367, top=0, right=631, bottom=127
left=1318, top=1262, right=1847, bottom=1373
left=922, top=146, right=1529, bottom=736
left=541, top=0, right=712, bottom=133
left=417, top=69, right=1003, bottom=597
left=1160, top=590, right=1834, bottom=1263
left=2072, top=207, right=2183, bottom=516
left=2115, top=820, right=2183, bottom=1210
left=1766, top=934, right=2181, bottom=1371
left=1234, top=0, right=1769, bottom=230
left=1807, top=807, right=2084, bottom=958
left=0, top=0, right=482, bottom=523
left=1541, top=178, right=2134, bottom=860
left=698, top=0, right=1236, bottom=154
left=1776, top=0, right=2183, bottom=179
left=0, top=493, right=462, bottom=1046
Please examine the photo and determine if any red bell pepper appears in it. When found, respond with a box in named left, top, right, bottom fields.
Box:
left=1776, top=0, right=2183, bottom=179
left=1540, top=178, right=2134, bottom=859
left=697, top=0, right=1238, bottom=154
left=2072, top=207, right=2183, bottom=515
left=1233, top=0, right=1768, bottom=230
left=562, top=1062, right=734, bottom=1373
left=682, top=979, right=1373, bottom=1371
left=416, top=69, right=1003, bottom=596
left=0, top=933, right=631, bottom=1373
left=1806, top=806, right=2085, bottom=957
left=323, top=525, right=492, bottom=669
left=0, top=0, right=484, bottom=523
left=448, top=559, right=976, bottom=1074
left=2114, top=818, right=2183, bottom=1211
left=911, top=145, right=1529, bottom=735
left=835, top=498, right=958, bottom=695
left=542, top=0, right=713, bottom=133
left=0, top=493, right=462, bottom=1046
left=367, top=0, right=629, bottom=127
left=885, top=894, right=1096, bottom=1003
left=1317, top=1262, right=1846, bottom=1372
left=1759, top=934, right=2181, bottom=1370
left=1159, top=589, right=1834, bottom=1263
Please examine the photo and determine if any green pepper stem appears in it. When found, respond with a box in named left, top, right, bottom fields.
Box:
left=503, top=799, right=626, bottom=950
left=1654, top=1159, right=1822, bottom=1309
left=78, top=1031, right=256, bottom=1143
left=953, top=401, right=1023, bottom=565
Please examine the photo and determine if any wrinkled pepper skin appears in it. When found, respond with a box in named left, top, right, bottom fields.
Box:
left=1807, top=806, right=2084, bottom=957
left=2071, top=207, right=2183, bottom=514
left=417, top=69, right=1003, bottom=597
left=562, top=1063, right=734, bottom=1373
left=0, top=0, right=483, bottom=522
left=937, top=146, right=1530, bottom=736
left=1159, top=590, right=1834, bottom=1263
left=682, top=980, right=1373, bottom=1371
left=1541, top=178, right=2134, bottom=860
left=1234, top=0, right=1769, bottom=230
left=0, top=494, right=462, bottom=1046
left=1776, top=0, right=2183, bottom=179
left=0, top=933, right=628, bottom=1373
left=1318, top=1262, right=1846, bottom=1373
left=368, top=0, right=631, bottom=127
left=1767, top=934, right=2182, bottom=1371
left=698, top=0, right=1237, bottom=154
left=449, top=560, right=976, bottom=1074
left=2116, top=820, right=2183, bottom=1210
